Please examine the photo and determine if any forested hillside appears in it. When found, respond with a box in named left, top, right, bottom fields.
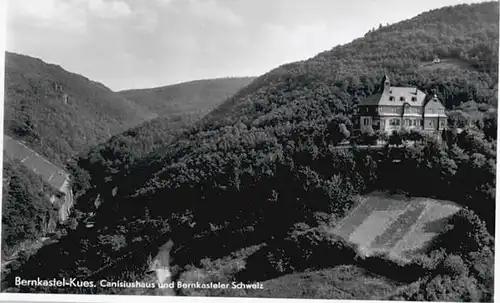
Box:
left=4, top=52, right=155, bottom=166
left=119, top=77, right=255, bottom=118
left=2, top=54, right=251, bottom=258
left=2, top=52, right=154, bottom=259
left=7, top=2, right=498, bottom=301
left=69, top=78, right=254, bottom=217
left=1, top=156, right=59, bottom=255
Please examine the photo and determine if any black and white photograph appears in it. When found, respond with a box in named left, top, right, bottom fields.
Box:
left=0, top=0, right=497, bottom=301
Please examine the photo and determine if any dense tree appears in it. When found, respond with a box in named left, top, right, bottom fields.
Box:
left=2, top=157, right=59, bottom=253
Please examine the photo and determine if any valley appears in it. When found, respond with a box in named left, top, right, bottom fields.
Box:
left=1, top=53, right=254, bottom=290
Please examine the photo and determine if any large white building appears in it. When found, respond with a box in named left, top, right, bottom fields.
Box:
left=354, top=75, right=448, bottom=135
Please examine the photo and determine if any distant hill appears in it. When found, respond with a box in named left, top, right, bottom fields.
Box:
left=4, top=52, right=156, bottom=166
left=69, top=78, right=254, bottom=203
left=69, top=78, right=254, bottom=204
left=119, top=77, right=255, bottom=118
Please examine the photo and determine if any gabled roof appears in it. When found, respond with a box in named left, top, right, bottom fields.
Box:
left=359, top=86, right=427, bottom=106
left=424, top=94, right=446, bottom=109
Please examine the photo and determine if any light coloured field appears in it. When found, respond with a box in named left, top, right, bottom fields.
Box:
left=348, top=209, right=406, bottom=255
left=333, top=194, right=460, bottom=262
left=368, top=202, right=427, bottom=253
left=332, top=195, right=408, bottom=241
left=392, top=201, right=460, bottom=260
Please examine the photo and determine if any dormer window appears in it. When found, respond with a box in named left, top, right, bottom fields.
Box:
left=400, top=96, right=405, bottom=101
left=411, top=97, right=417, bottom=102
left=389, top=96, right=395, bottom=101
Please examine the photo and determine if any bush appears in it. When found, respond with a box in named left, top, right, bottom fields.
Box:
left=440, top=254, right=468, bottom=277
left=391, top=275, right=481, bottom=302
left=357, top=129, right=378, bottom=145
left=388, top=131, right=403, bottom=145
left=264, top=224, right=358, bottom=274
left=400, top=129, right=425, bottom=141
left=376, top=130, right=388, bottom=142
left=326, top=116, right=352, bottom=144
left=411, top=249, right=447, bottom=271
left=430, top=208, right=493, bottom=256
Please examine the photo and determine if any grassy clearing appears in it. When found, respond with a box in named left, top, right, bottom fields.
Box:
left=331, top=199, right=373, bottom=239
left=332, top=194, right=407, bottom=241
left=348, top=209, right=403, bottom=253
left=332, top=193, right=461, bottom=263
left=418, top=59, right=471, bottom=71
left=370, top=202, right=427, bottom=252
left=393, top=202, right=460, bottom=260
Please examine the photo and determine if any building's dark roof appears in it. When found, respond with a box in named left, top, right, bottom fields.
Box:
left=3, top=135, right=69, bottom=191
left=359, top=86, right=427, bottom=106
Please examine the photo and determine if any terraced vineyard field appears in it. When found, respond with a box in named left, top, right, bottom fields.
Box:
left=331, top=193, right=461, bottom=262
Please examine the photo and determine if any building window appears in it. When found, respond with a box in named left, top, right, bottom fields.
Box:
left=389, top=96, right=395, bottom=101
left=400, top=96, right=405, bottom=101
left=390, top=119, right=400, bottom=126
left=363, top=118, right=370, bottom=126
left=411, top=96, right=417, bottom=102
left=404, top=119, right=410, bottom=126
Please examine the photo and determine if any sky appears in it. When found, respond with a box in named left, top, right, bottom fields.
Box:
left=5, top=0, right=490, bottom=91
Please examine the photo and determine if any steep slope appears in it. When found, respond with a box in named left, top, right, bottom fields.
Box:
left=71, top=78, right=252, bottom=210
left=2, top=52, right=155, bottom=265
left=4, top=52, right=156, bottom=166
left=123, top=1, right=497, bottom=208
left=70, top=79, right=254, bottom=211
left=205, top=2, right=498, bottom=125
left=69, top=114, right=195, bottom=208
left=1, top=155, right=59, bottom=255
left=9, top=2, right=497, bottom=300
left=119, top=77, right=255, bottom=118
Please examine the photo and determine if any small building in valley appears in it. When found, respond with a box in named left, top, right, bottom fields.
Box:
left=3, top=135, right=74, bottom=222
left=354, top=75, right=447, bottom=135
